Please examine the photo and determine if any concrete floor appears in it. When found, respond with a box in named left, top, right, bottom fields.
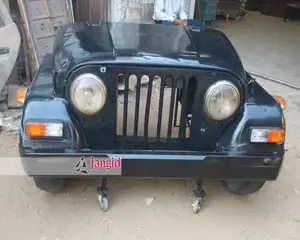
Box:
left=0, top=11, right=300, bottom=240
left=220, top=11, right=300, bottom=86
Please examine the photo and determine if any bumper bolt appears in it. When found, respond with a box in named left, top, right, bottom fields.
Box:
left=264, top=158, right=271, bottom=164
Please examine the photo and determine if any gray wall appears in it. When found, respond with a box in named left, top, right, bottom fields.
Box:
left=110, top=0, right=195, bottom=22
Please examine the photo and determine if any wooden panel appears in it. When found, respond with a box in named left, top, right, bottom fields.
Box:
left=260, top=0, right=300, bottom=18
left=73, top=0, right=108, bottom=22
left=17, top=0, right=74, bottom=76
left=90, top=0, right=101, bottom=21
left=73, top=0, right=88, bottom=21
left=194, top=0, right=201, bottom=19
left=261, top=0, right=287, bottom=17
left=246, top=2, right=263, bottom=11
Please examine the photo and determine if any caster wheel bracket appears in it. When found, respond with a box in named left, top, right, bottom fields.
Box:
left=192, top=180, right=206, bottom=214
left=97, top=186, right=109, bottom=198
left=193, top=189, right=205, bottom=199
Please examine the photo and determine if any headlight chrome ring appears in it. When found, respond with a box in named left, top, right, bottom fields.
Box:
left=70, top=73, right=107, bottom=115
left=204, top=80, right=240, bottom=121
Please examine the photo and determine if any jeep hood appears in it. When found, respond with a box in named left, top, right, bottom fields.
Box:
left=53, top=22, right=246, bottom=80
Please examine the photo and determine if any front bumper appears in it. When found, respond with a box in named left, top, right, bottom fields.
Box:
left=19, top=147, right=283, bottom=180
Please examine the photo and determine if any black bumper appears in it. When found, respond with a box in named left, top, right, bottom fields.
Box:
left=19, top=147, right=283, bottom=180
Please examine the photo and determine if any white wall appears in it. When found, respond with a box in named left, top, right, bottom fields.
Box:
left=110, top=0, right=195, bottom=22
left=3, top=0, right=9, bottom=10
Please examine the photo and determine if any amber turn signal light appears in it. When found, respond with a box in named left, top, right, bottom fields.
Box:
left=273, top=96, right=287, bottom=110
left=25, top=122, right=46, bottom=137
left=16, top=87, right=27, bottom=104
left=267, top=129, right=285, bottom=143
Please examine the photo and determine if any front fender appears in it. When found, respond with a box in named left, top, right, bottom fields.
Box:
left=217, top=81, right=285, bottom=157
left=19, top=98, right=85, bottom=149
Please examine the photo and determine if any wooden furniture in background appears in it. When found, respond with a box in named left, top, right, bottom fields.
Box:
left=284, top=1, right=300, bottom=21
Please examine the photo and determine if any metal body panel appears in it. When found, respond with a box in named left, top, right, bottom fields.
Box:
left=19, top=23, right=285, bottom=180
left=0, top=1, right=21, bottom=92
left=20, top=148, right=282, bottom=180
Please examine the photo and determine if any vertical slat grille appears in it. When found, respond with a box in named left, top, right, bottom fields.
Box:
left=122, top=73, right=129, bottom=146
left=167, top=78, right=176, bottom=141
left=178, top=77, right=189, bottom=139
left=116, top=69, right=191, bottom=149
left=156, top=78, right=165, bottom=142
left=133, top=76, right=141, bottom=141
left=144, top=76, right=153, bottom=143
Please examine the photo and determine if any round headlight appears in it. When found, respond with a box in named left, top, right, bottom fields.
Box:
left=204, top=80, right=240, bottom=120
left=70, top=73, right=107, bottom=115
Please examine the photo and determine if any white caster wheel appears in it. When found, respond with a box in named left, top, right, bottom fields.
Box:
left=192, top=198, right=202, bottom=214
left=98, top=194, right=109, bottom=212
